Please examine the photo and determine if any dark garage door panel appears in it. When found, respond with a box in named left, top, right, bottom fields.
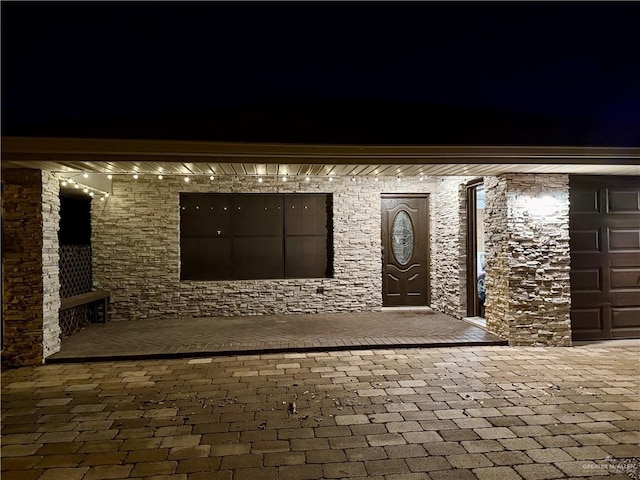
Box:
left=570, top=176, right=640, bottom=340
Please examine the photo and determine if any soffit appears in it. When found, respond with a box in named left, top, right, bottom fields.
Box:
left=2, top=137, right=639, bottom=176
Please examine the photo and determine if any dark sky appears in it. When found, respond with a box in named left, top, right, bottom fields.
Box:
left=2, top=1, right=640, bottom=146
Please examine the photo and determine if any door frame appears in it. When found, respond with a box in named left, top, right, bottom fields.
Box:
left=381, top=193, right=431, bottom=306
left=465, top=178, right=484, bottom=317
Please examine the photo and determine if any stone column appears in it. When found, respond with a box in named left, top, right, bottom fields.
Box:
left=484, top=174, right=571, bottom=346
left=430, top=176, right=473, bottom=318
left=2, top=169, right=61, bottom=366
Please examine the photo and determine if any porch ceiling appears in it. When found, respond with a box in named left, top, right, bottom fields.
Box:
left=2, top=136, right=639, bottom=177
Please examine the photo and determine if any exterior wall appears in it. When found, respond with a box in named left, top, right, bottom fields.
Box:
left=1, top=169, right=60, bottom=366
left=484, top=174, right=571, bottom=346
left=92, top=175, right=437, bottom=321
left=484, top=176, right=509, bottom=338
left=430, top=176, right=474, bottom=318
left=42, top=171, right=62, bottom=357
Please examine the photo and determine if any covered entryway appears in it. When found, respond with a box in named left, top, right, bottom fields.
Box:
left=381, top=195, right=430, bottom=307
left=570, top=175, right=640, bottom=340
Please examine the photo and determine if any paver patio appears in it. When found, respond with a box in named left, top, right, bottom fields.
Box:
left=47, top=311, right=505, bottom=362
left=2, top=344, right=639, bottom=479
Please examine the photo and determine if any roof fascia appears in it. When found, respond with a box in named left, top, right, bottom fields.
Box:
left=2, top=136, right=639, bottom=165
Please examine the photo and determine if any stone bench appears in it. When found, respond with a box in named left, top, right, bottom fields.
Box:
left=60, top=290, right=110, bottom=323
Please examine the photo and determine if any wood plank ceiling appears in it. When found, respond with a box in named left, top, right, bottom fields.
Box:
left=2, top=137, right=639, bottom=177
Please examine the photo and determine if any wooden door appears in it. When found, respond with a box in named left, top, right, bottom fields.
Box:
left=381, top=195, right=429, bottom=306
left=570, top=175, right=640, bottom=340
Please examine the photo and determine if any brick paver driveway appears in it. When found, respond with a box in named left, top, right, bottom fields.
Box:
left=2, top=345, right=639, bottom=479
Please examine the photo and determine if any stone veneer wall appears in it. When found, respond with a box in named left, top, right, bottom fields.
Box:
left=1, top=169, right=61, bottom=366
left=41, top=172, right=62, bottom=357
left=92, top=175, right=437, bottom=321
left=430, top=176, right=474, bottom=318
left=484, top=174, right=571, bottom=346
left=484, top=176, right=509, bottom=339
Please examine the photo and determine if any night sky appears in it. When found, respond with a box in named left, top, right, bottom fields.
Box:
left=2, top=1, right=640, bottom=146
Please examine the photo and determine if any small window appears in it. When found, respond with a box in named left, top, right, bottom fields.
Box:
left=180, top=193, right=333, bottom=280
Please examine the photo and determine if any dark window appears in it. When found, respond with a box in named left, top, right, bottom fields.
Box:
left=59, top=194, right=92, bottom=245
left=180, top=193, right=332, bottom=280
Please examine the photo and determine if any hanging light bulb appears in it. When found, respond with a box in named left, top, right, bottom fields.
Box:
left=74, top=184, right=80, bottom=189
left=61, top=181, right=68, bottom=187
left=83, top=187, right=89, bottom=193
left=184, top=177, right=190, bottom=183
left=158, top=175, right=163, bottom=180
left=209, top=175, right=215, bottom=181
left=374, top=176, right=379, bottom=182
left=107, top=174, right=113, bottom=180
left=133, top=174, right=139, bottom=180
left=83, top=173, right=89, bottom=179
left=305, top=175, right=310, bottom=182
left=89, top=192, right=94, bottom=197
left=258, top=177, right=263, bottom=183
left=105, top=193, right=110, bottom=198
left=100, top=196, right=105, bottom=202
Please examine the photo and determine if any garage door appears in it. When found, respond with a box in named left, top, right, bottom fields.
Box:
left=570, top=175, right=640, bottom=340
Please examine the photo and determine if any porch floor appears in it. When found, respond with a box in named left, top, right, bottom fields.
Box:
left=48, top=310, right=506, bottom=363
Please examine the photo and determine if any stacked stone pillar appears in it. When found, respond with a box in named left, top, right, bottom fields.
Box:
left=484, top=174, right=572, bottom=346
left=2, top=169, right=61, bottom=366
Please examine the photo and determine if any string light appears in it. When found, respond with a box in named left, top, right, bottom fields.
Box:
left=158, top=175, right=163, bottom=180
left=209, top=175, right=215, bottom=180
left=184, top=177, right=190, bottom=183
left=374, top=176, right=379, bottom=182
left=58, top=175, right=110, bottom=200
left=258, top=177, right=263, bottom=183
left=83, top=173, right=89, bottom=179
left=305, top=175, right=310, bottom=182
left=107, top=174, right=113, bottom=180
left=133, top=174, right=139, bottom=180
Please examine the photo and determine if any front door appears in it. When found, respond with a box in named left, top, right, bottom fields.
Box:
left=381, top=195, right=429, bottom=306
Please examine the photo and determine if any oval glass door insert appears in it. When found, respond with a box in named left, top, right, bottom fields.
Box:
left=392, top=210, right=414, bottom=265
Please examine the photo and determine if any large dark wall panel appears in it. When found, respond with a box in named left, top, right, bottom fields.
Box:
left=570, top=175, right=640, bottom=340
left=180, top=193, right=331, bottom=280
